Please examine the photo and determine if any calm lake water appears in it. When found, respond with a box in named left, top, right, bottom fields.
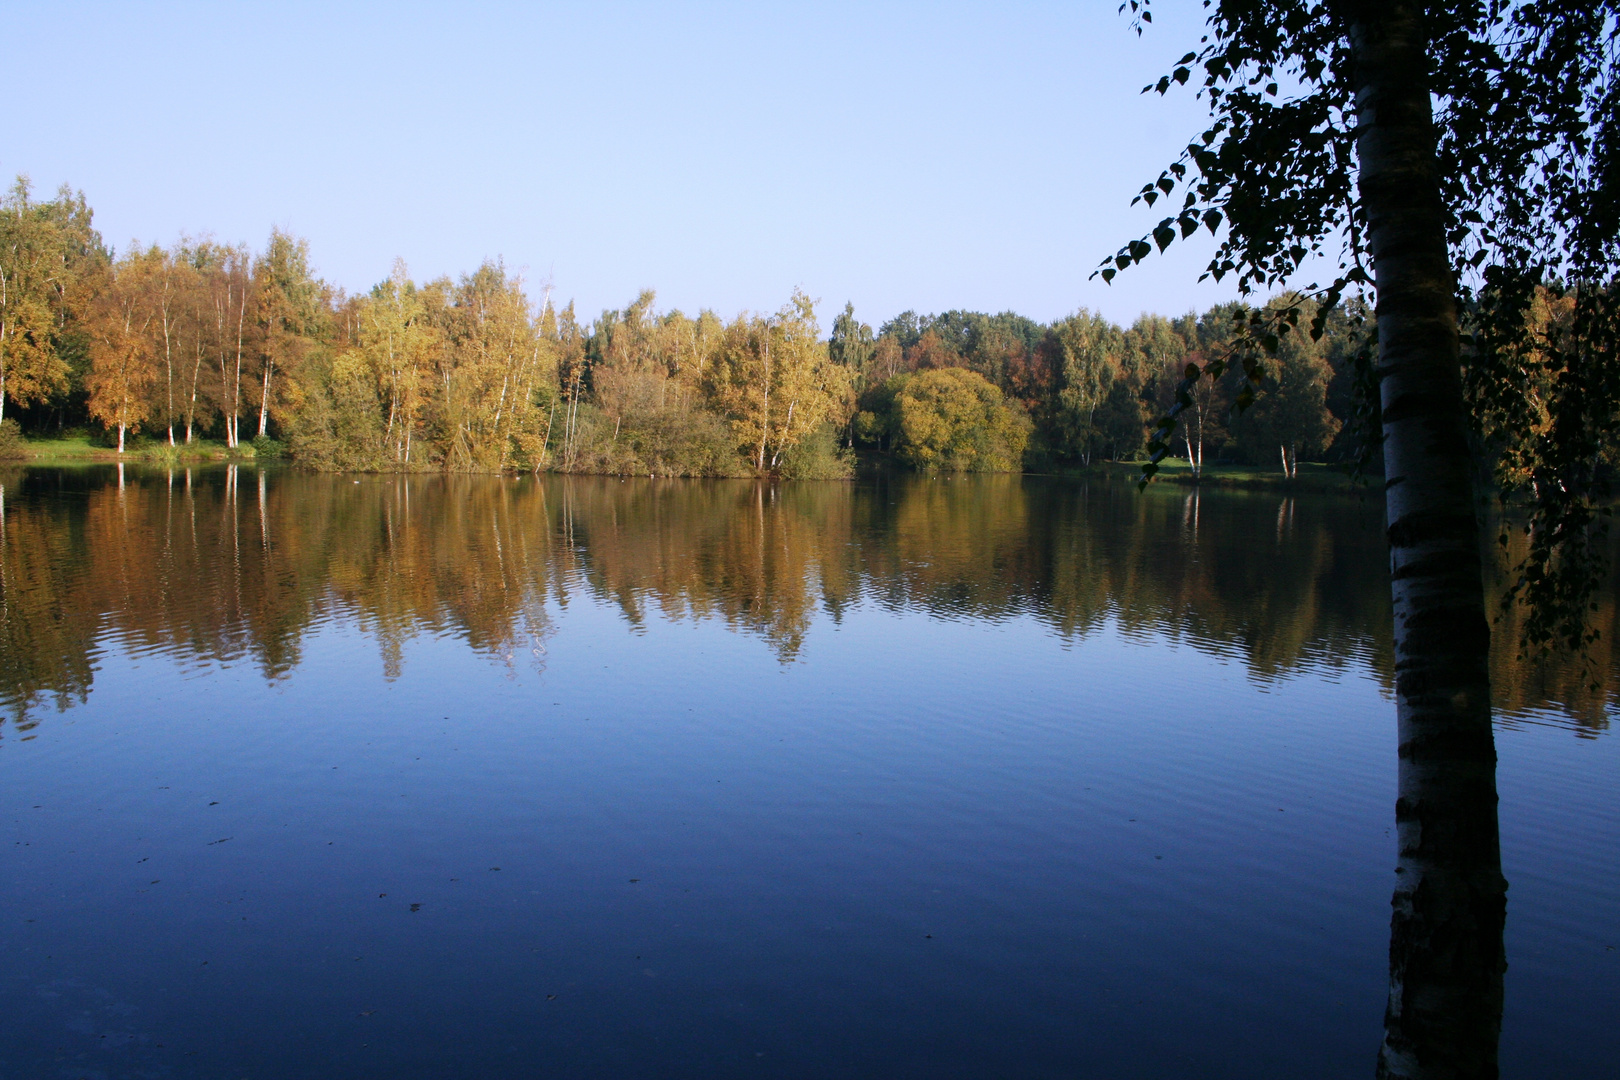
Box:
left=0, top=466, right=1615, bottom=1079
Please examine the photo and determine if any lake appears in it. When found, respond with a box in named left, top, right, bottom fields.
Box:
left=0, top=466, right=1615, bottom=1079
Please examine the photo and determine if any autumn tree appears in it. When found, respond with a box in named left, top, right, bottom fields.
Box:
left=590, top=289, right=668, bottom=428
left=84, top=251, right=160, bottom=452
left=709, top=291, right=852, bottom=472
left=441, top=262, right=549, bottom=471
left=173, top=239, right=220, bottom=444
left=362, top=260, right=439, bottom=465
left=140, top=242, right=193, bottom=445
left=205, top=243, right=255, bottom=448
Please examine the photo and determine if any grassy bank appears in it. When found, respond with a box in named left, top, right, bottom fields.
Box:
left=5, top=435, right=273, bottom=467
left=2, top=435, right=1373, bottom=494
left=1047, top=458, right=1376, bottom=494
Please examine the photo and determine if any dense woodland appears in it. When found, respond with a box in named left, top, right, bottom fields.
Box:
left=0, top=177, right=1365, bottom=477
left=0, top=177, right=1594, bottom=481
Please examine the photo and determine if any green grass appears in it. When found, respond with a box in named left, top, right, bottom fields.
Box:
left=17, top=435, right=256, bottom=466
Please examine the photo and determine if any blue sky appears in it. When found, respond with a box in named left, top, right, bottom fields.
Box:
left=9, top=2, right=1245, bottom=327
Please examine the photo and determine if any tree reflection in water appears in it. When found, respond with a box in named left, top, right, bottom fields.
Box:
left=1, top=466, right=1612, bottom=732
left=0, top=465, right=1611, bottom=1075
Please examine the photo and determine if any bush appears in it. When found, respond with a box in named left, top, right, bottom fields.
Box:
left=252, top=435, right=286, bottom=461
left=141, top=442, right=185, bottom=467
left=0, top=418, right=26, bottom=461
left=891, top=368, right=1031, bottom=472
left=777, top=423, right=854, bottom=480
left=558, top=405, right=751, bottom=477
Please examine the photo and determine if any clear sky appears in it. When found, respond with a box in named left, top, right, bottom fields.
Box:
left=7, top=1, right=1245, bottom=328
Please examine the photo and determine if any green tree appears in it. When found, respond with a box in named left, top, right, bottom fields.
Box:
left=828, top=302, right=876, bottom=377
left=0, top=178, right=98, bottom=424
left=1110, top=3, right=1620, bottom=1074
left=1093, top=380, right=1147, bottom=462
left=252, top=229, right=325, bottom=439
left=1052, top=309, right=1125, bottom=464
left=1234, top=297, right=1340, bottom=477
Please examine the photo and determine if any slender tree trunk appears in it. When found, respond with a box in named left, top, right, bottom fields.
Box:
left=232, top=293, right=246, bottom=450
left=542, top=399, right=555, bottom=467
left=186, top=339, right=204, bottom=444
left=258, top=359, right=272, bottom=439
left=219, top=342, right=232, bottom=448
left=1349, top=7, right=1507, bottom=1079
left=757, top=338, right=771, bottom=471
left=163, top=307, right=176, bottom=446
left=1, top=273, right=10, bottom=426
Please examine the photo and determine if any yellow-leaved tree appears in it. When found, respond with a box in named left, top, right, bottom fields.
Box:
left=362, top=260, right=440, bottom=466
left=709, top=291, right=852, bottom=472
left=84, top=250, right=161, bottom=453
left=440, top=262, right=552, bottom=471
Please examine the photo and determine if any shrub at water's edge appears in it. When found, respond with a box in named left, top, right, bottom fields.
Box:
left=776, top=423, right=855, bottom=480
left=0, top=419, right=26, bottom=461
left=880, top=369, right=1030, bottom=473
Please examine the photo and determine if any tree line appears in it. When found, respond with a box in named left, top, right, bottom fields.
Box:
left=3, top=175, right=1599, bottom=483
left=0, top=175, right=1370, bottom=477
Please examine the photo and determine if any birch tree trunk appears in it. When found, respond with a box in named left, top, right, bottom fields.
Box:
left=756, top=337, right=771, bottom=472
left=161, top=297, right=176, bottom=445
left=1348, top=6, right=1507, bottom=1077
left=186, top=338, right=204, bottom=444
left=258, top=360, right=272, bottom=439
left=232, top=293, right=246, bottom=449
left=1, top=269, right=9, bottom=426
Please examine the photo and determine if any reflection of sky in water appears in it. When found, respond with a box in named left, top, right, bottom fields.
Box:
left=0, top=467, right=1615, bottom=1078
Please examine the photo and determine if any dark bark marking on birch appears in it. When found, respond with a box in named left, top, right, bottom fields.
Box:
left=1387, top=513, right=1481, bottom=551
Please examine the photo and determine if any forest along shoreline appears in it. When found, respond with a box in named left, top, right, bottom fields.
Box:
left=0, top=178, right=1534, bottom=487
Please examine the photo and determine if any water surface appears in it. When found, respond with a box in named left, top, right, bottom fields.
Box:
left=1, top=467, right=1615, bottom=1078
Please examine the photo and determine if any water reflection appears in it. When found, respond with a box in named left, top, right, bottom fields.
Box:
left=0, top=466, right=1614, bottom=735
